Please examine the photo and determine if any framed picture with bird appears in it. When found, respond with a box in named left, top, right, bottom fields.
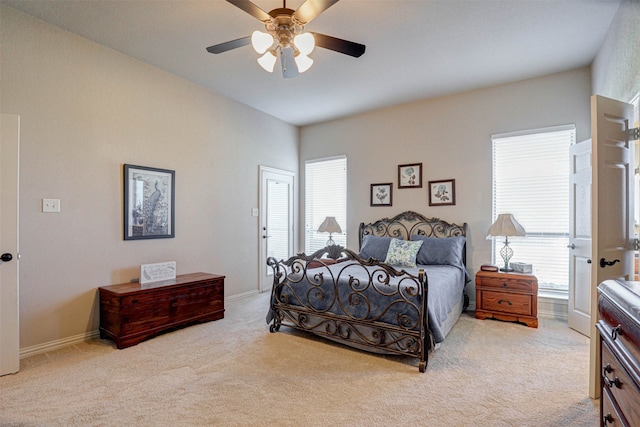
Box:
left=123, top=164, right=175, bottom=240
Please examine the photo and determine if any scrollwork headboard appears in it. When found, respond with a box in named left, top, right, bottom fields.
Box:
left=358, top=210, right=468, bottom=264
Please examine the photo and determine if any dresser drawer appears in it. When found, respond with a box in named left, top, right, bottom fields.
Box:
left=602, top=341, right=640, bottom=426
left=478, top=276, right=534, bottom=292
left=480, top=290, right=532, bottom=316
left=602, top=387, right=627, bottom=426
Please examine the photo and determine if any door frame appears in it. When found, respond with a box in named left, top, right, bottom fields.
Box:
left=589, top=95, right=635, bottom=398
left=1, top=113, right=20, bottom=376
left=258, top=166, right=296, bottom=293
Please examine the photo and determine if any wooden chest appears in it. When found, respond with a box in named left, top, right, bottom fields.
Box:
left=475, top=270, right=538, bottom=328
left=99, top=272, right=224, bottom=349
left=597, top=280, right=640, bottom=426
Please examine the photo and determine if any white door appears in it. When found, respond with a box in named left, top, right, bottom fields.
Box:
left=588, top=95, right=635, bottom=398
left=568, top=139, right=592, bottom=337
left=1, top=113, right=20, bottom=376
left=259, top=166, right=295, bottom=293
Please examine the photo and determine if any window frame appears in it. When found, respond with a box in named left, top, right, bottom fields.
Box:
left=491, top=125, right=575, bottom=292
left=304, top=156, right=347, bottom=254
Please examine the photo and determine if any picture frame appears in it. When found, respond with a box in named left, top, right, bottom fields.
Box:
left=398, top=163, right=422, bottom=188
left=124, top=164, right=175, bottom=240
left=428, top=179, right=456, bottom=206
left=370, top=183, right=393, bottom=206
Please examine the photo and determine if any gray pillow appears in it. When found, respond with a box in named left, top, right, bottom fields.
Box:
left=411, top=235, right=465, bottom=266
left=359, top=235, right=402, bottom=260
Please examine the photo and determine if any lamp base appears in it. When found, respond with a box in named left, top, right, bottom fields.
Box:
left=500, top=267, right=514, bottom=272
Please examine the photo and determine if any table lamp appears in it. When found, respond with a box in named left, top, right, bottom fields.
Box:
left=486, top=213, right=526, bottom=272
left=317, top=216, right=342, bottom=246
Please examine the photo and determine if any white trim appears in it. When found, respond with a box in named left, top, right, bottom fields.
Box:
left=19, top=291, right=261, bottom=359
left=20, top=330, right=100, bottom=359
left=304, top=154, right=346, bottom=165
left=492, top=124, right=576, bottom=140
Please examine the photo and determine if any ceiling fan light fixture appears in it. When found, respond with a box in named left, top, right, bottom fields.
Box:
left=251, top=30, right=274, bottom=54
left=294, top=52, right=313, bottom=73
left=257, top=51, right=277, bottom=72
left=294, top=32, right=315, bottom=55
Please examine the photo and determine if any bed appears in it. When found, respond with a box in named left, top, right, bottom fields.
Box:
left=266, top=210, right=469, bottom=372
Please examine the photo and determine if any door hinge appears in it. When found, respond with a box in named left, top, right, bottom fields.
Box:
left=629, top=127, right=640, bottom=141
left=634, top=238, right=640, bottom=251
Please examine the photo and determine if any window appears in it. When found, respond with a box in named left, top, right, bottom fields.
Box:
left=305, top=156, right=347, bottom=253
left=492, top=125, right=575, bottom=292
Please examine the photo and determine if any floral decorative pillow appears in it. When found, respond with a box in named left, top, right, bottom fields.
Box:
left=384, top=239, right=423, bottom=267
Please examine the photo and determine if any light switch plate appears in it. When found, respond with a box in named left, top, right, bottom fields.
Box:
left=42, top=198, right=60, bottom=213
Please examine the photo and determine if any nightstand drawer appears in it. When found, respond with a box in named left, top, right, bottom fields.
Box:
left=478, top=276, right=534, bottom=292
left=480, top=290, right=532, bottom=316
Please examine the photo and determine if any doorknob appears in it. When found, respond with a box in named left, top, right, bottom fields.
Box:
left=1, top=253, right=13, bottom=262
left=567, top=244, right=575, bottom=250
left=600, top=258, right=620, bottom=268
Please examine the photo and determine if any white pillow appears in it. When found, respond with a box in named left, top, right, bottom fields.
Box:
left=384, top=239, right=423, bottom=267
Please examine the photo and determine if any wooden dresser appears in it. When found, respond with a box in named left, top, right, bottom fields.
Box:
left=99, top=272, right=224, bottom=349
left=597, top=280, right=640, bottom=426
left=475, top=270, right=538, bottom=328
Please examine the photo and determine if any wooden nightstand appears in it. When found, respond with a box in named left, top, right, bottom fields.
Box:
left=475, top=270, right=538, bottom=328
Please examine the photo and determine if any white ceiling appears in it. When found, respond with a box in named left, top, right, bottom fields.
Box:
left=2, top=0, right=621, bottom=126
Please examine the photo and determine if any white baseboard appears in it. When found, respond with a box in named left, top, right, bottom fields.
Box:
left=20, top=290, right=261, bottom=359
left=20, top=330, right=100, bottom=359
left=538, top=294, right=568, bottom=321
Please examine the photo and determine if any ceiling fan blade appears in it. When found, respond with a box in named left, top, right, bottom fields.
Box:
left=294, top=0, right=339, bottom=24
left=226, top=0, right=271, bottom=22
left=311, top=32, right=366, bottom=58
left=206, top=36, right=252, bottom=54
left=280, top=47, right=299, bottom=79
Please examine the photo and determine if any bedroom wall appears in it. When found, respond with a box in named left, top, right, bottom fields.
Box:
left=1, top=6, right=299, bottom=350
left=591, top=0, right=640, bottom=101
left=300, top=67, right=592, bottom=305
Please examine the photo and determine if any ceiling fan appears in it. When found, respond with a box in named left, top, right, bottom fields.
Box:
left=206, top=0, right=366, bottom=78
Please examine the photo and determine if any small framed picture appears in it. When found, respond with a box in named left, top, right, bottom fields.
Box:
left=370, top=183, right=392, bottom=206
left=428, top=179, right=456, bottom=206
left=124, top=164, right=175, bottom=240
left=398, top=163, right=422, bottom=188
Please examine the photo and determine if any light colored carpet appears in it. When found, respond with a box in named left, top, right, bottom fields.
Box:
left=0, top=291, right=597, bottom=427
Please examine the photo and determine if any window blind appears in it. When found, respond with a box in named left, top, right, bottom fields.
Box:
left=492, top=126, right=575, bottom=291
left=305, top=156, right=347, bottom=253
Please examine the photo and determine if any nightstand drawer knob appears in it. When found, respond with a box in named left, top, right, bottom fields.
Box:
left=498, top=299, right=512, bottom=306
left=502, top=282, right=507, bottom=287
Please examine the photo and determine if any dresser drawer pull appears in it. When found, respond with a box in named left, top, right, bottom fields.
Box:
left=603, top=373, right=621, bottom=389
left=498, top=299, right=513, bottom=306
left=502, top=282, right=508, bottom=287
left=602, top=363, right=612, bottom=375
left=603, top=413, right=613, bottom=425
left=611, top=324, right=623, bottom=340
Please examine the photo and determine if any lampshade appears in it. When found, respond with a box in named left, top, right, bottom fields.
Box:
left=486, top=214, right=526, bottom=238
left=294, top=53, right=313, bottom=73
left=317, top=217, right=342, bottom=234
left=257, top=51, right=276, bottom=72
left=251, top=30, right=274, bottom=54
left=294, top=32, right=315, bottom=55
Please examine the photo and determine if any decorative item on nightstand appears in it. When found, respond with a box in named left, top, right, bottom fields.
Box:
left=317, top=216, right=342, bottom=246
left=486, top=213, right=526, bottom=272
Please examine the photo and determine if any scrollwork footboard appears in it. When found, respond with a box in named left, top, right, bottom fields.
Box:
left=267, top=247, right=430, bottom=372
